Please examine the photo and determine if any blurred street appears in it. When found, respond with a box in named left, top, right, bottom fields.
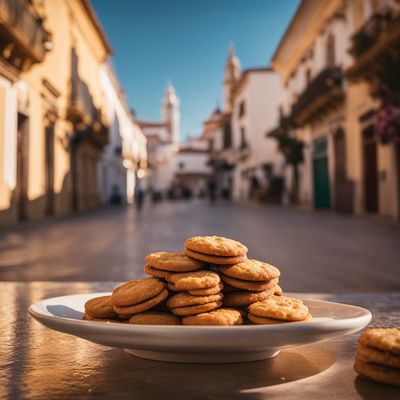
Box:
left=0, top=201, right=398, bottom=293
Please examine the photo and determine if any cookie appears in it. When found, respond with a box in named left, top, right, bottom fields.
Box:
left=167, top=282, right=186, bottom=292
left=247, top=313, right=287, bottom=325
left=167, top=270, right=220, bottom=290
left=222, top=286, right=276, bottom=307
left=248, top=296, right=309, bottom=321
left=82, top=313, right=120, bottom=323
left=145, top=251, right=205, bottom=272
left=84, top=295, right=118, bottom=318
left=114, top=288, right=168, bottom=315
left=359, top=328, right=400, bottom=355
left=185, top=235, right=248, bottom=256
left=170, top=301, right=222, bottom=316
left=220, top=274, right=279, bottom=292
left=182, top=308, right=243, bottom=326
left=218, top=259, right=280, bottom=282
left=111, top=277, right=164, bottom=307
left=129, top=311, right=181, bottom=325
left=185, top=248, right=247, bottom=265
left=189, top=282, right=224, bottom=296
left=357, top=343, right=400, bottom=369
left=354, top=357, right=400, bottom=387
left=144, top=265, right=173, bottom=279
left=166, top=292, right=223, bottom=309
left=274, top=285, right=283, bottom=296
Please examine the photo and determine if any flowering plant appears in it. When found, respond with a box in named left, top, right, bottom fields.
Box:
left=374, top=106, right=400, bottom=143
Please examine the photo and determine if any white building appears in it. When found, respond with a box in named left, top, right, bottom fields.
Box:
left=100, top=63, right=147, bottom=204
left=137, top=82, right=180, bottom=196
left=231, top=68, right=284, bottom=200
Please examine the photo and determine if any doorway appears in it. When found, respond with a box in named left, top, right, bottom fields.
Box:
left=362, top=126, right=378, bottom=213
left=45, top=123, right=55, bottom=216
left=313, top=138, right=331, bottom=209
left=16, top=113, right=29, bottom=221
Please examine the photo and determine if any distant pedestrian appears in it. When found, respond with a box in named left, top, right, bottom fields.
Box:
left=135, top=179, right=144, bottom=211
left=207, top=177, right=217, bottom=204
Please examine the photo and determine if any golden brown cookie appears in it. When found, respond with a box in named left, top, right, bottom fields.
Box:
left=82, top=313, right=120, bottom=323
left=111, top=277, right=164, bottom=307
left=114, top=288, right=168, bottom=315
left=170, top=301, right=222, bottom=316
left=144, top=264, right=173, bottom=279
left=220, top=274, right=278, bottom=292
left=185, top=235, right=248, bottom=256
left=218, top=259, right=280, bottom=281
left=129, top=311, right=181, bottom=325
left=167, top=270, right=220, bottom=290
left=185, top=248, right=247, bottom=265
left=359, top=328, right=400, bottom=355
left=274, top=285, right=283, bottom=296
left=354, top=357, right=400, bottom=387
left=248, top=296, right=310, bottom=321
left=84, top=295, right=118, bottom=318
left=357, top=344, right=400, bottom=369
left=167, top=282, right=187, bottom=292
left=247, top=313, right=287, bottom=325
left=222, top=287, right=276, bottom=307
left=166, top=292, right=223, bottom=309
left=182, top=308, right=243, bottom=326
left=145, top=251, right=205, bottom=272
left=189, top=282, right=224, bottom=296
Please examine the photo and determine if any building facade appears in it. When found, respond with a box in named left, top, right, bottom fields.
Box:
left=272, top=0, right=400, bottom=219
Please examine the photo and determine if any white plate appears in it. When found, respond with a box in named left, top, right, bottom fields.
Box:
left=29, top=292, right=371, bottom=363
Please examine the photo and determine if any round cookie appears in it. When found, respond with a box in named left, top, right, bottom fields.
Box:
left=219, top=259, right=280, bottom=282
left=189, top=282, right=224, bottom=296
left=223, top=287, right=276, bottom=307
left=84, top=295, right=117, bottom=318
left=249, top=296, right=309, bottom=321
left=274, top=285, right=283, bottom=296
left=167, top=270, right=220, bottom=290
left=220, top=274, right=279, bottom=292
left=167, top=282, right=187, bottom=292
left=170, top=301, right=222, bottom=316
left=185, top=235, right=248, bottom=256
left=114, top=288, right=168, bottom=315
left=185, top=249, right=247, bottom=265
left=145, top=251, right=205, bottom=272
left=182, top=308, right=243, bottom=326
left=247, top=313, right=286, bottom=325
left=166, top=292, right=223, bottom=309
left=144, top=265, right=173, bottom=279
left=359, top=328, right=400, bottom=355
left=111, top=277, right=164, bottom=307
left=357, top=344, right=400, bottom=369
left=354, top=357, right=400, bottom=387
left=82, top=313, right=120, bottom=323
left=129, top=311, right=181, bottom=325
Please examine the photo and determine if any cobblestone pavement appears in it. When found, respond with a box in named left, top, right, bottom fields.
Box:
left=0, top=200, right=399, bottom=293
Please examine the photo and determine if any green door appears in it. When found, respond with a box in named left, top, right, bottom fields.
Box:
left=313, top=139, right=331, bottom=209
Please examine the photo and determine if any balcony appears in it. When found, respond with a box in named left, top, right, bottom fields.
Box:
left=0, top=0, right=51, bottom=74
left=347, top=10, right=400, bottom=79
left=291, top=67, right=344, bottom=126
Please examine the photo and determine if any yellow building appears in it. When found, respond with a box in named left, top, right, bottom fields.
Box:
left=0, top=0, right=111, bottom=226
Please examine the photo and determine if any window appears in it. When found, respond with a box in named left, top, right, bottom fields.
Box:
left=223, top=119, right=232, bottom=149
left=239, top=101, right=246, bottom=118
left=326, top=34, right=336, bottom=67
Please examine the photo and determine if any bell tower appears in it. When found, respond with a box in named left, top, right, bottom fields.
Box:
left=223, top=44, right=241, bottom=113
left=161, top=81, right=180, bottom=144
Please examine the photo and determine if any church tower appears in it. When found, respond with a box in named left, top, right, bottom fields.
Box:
left=223, top=44, right=241, bottom=113
left=161, top=81, right=180, bottom=144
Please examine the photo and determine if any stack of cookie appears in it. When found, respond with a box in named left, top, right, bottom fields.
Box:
left=354, top=328, right=400, bottom=387
left=83, top=295, right=118, bottom=322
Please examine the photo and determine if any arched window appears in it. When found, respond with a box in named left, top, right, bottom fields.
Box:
left=326, top=34, right=336, bottom=67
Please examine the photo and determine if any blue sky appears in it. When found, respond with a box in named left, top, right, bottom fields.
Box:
left=92, top=0, right=299, bottom=141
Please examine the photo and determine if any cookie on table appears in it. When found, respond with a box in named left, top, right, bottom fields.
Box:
left=248, top=312, right=312, bottom=325
left=354, top=356, right=400, bottom=387
left=357, top=343, right=400, bottom=369
left=129, top=311, right=181, bottom=325
left=182, top=308, right=243, bottom=326
left=220, top=274, right=279, bottom=292
left=170, top=301, right=222, bottom=316
left=248, top=295, right=310, bottom=321
left=222, top=286, right=276, bottom=307
left=185, top=235, right=248, bottom=257
left=84, top=295, right=118, bottom=319
left=189, top=282, right=224, bottom=296
left=111, top=277, right=165, bottom=307
left=218, top=259, right=280, bottom=282
left=274, top=285, right=283, bottom=296
left=185, top=249, right=247, bottom=265
left=144, top=265, right=173, bottom=279
left=145, top=251, right=205, bottom=272
left=359, top=328, right=400, bottom=355
left=82, top=313, right=120, bottom=323
left=167, top=270, right=220, bottom=291
left=166, top=292, right=223, bottom=309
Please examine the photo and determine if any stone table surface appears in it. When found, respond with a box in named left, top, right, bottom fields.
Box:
left=1, top=282, right=399, bottom=400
